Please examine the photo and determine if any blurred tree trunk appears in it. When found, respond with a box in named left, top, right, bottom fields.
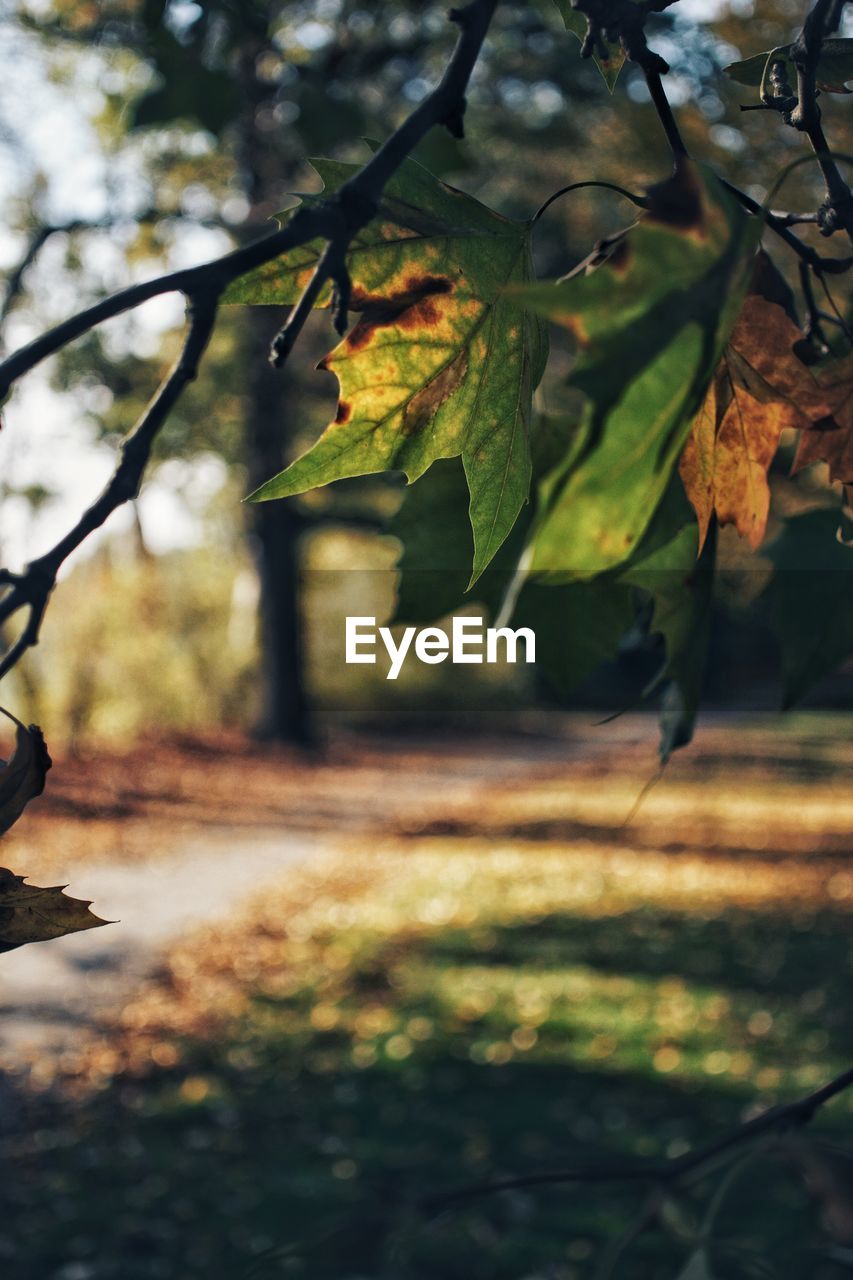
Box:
left=242, top=312, right=311, bottom=745
left=237, top=46, right=312, bottom=746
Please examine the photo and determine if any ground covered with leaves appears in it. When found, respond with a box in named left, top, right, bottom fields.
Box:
left=2, top=715, right=853, bottom=1279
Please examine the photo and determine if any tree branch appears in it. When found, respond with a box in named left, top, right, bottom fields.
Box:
left=0, top=292, right=218, bottom=679
left=269, top=0, right=496, bottom=365
left=643, top=65, right=688, bottom=158
left=0, top=0, right=497, bottom=398
left=721, top=179, right=853, bottom=273
left=0, top=0, right=500, bottom=680
left=0, top=209, right=229, bottom=332
left=422, top=1062, right=853, bottom=1215
left=0, top=202, right=340, bottom=398
left=787, top=0, right=853, bottom=239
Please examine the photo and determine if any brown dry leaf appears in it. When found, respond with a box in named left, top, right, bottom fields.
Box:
left=0, top=867, right=108, bottom=952
left=680, top=263, right=838, bottom=550
left=793, top=354, right=853, bottom=487
left=0, top=707, right=52, bottom=836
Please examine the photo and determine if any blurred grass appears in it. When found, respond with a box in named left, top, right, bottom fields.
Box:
left=2, top=719, right=853, bottom=1278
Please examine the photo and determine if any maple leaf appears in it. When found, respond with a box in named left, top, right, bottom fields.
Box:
left=226, top=153, right=547, bottom=583
left=0, top=867, right=108, bottom=953
left=513, top=160, right=760, bottom=575
left=793, top=352, right=853, bottom=489
left=680, top=262, right=840, bottom=550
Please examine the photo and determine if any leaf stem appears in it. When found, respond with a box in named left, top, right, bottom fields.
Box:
left=533, top=180, right=649, bottom=223
left=643, top=65, right=688, bottom=158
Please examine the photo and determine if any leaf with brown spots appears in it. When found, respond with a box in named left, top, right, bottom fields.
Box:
left=0, top=867, right=108, bottom=953
left=681, top=262, right=845, bottom=550
left=226, top=153, right=547, bottom=582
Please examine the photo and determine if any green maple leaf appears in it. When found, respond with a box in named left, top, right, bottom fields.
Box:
left=388, top=414, right=578, bottom=623
left=514, top=160, right=761, bottom=578
left=226, top=153, right=547, bottom=583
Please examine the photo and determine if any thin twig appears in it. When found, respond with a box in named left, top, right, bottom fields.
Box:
left=533, top=180, right=649, bottom=223
left=818, top=273, right=853, bottom=344
left=593, top=1194, right=658, bottom=1280
left=721, top=179, right=853, bottom=273
left=422, top=1062, right=853, bottom=1214
left=800, top=258, right=830, bottom=352
left=0, top=292, right=218, bottom=679
left=0, top=202, right=339, bottom=398
left=0, top=209, right=227, bottom=332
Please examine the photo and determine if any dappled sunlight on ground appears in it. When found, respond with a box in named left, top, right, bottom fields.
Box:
left=0, top=713, right=851, bottom=1277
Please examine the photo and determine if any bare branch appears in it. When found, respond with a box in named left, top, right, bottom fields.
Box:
left=786, top=0, right=853, bottom=239
left=721, top=179, right=853, bottom=274
left=422, top=1062, right=853, bottom=1215
left=0, top=292, right=218, bottom=679
left=0, top=201, right=340, bottom=398
left=0, top=0, right=501, bottom=681
left=0, top=209, right=229, bottom=332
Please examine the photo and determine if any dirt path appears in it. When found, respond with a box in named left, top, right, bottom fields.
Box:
left=4, top=713, right=840, bottom=1063
left=0, top=726, right=638, bottom=1059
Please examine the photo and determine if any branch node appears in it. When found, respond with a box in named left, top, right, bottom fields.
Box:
left=443, top=96, right=467, bottom=138
left=448, top=5, right=474, bottom=28
left=337, top=186, right=377, bottom=235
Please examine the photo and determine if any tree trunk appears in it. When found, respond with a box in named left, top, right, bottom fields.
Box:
left=242, top=309, right=312, bottom=744
left=237, top=41, right=313, bottom=746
